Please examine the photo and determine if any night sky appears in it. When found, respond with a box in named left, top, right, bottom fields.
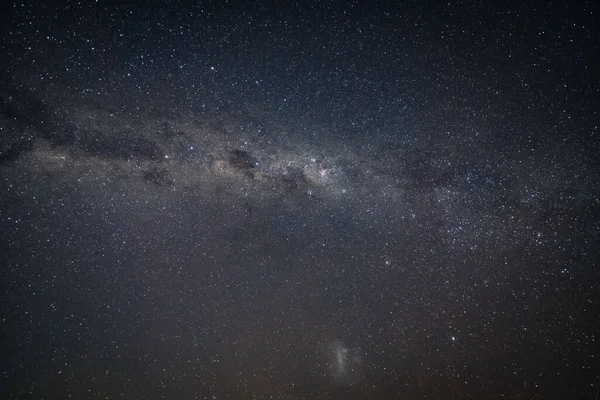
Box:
left=1, top=1, right=599, bottom=399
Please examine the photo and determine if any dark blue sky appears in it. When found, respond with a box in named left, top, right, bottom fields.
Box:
left=1, top=0, right=598, bottom=398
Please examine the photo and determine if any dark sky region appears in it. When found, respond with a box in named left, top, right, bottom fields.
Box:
left=0, top=0, right=598, bottom=399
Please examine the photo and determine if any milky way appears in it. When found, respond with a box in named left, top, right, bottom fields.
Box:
left=1, top=1, right=598, bottom=399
